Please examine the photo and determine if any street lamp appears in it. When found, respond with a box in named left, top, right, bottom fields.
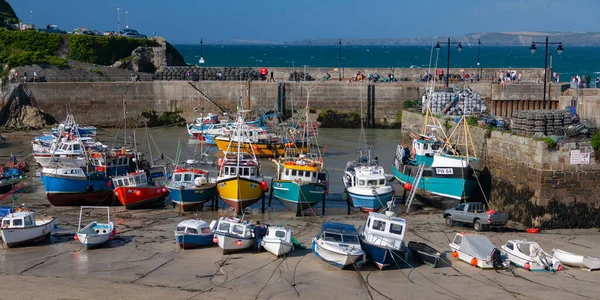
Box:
left=125, top=11, right=128, bottom=29
left=477, top=39, right=481, bottom=81
left=199, top=38, right=205, bottom=64
left=338, top=39, right=342, bottom=81
left=529, top=36, right=563, bottom=109
left=435, top=37, right=463, bottom=88
left=117, top=8, right=120, bottom=33
left=30, top=10, right=33, bottom=25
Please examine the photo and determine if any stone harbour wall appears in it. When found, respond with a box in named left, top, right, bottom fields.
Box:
left=401, top=110, right=600, bottom=228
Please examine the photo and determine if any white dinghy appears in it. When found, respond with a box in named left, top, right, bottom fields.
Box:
left=75, top=206, right=115, bottom=247
left=552, top=249, right=600, bottom=271
left=262, top=225, right=293, bottom=257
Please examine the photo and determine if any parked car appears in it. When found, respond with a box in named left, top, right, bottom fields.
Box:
left=38, top=24, right=66, bottom=34
left=443, top=202, right=508, bottom=232
left=120, top=28, right=147, bottom=39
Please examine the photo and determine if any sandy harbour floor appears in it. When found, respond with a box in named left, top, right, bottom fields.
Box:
left=0, top=191, right=599, bottom=300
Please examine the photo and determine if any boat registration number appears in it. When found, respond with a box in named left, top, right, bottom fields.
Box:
left=435, top=168, right=453, bottom=175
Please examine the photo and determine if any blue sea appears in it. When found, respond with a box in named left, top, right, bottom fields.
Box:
left=174, top=44, right=600, bottom=79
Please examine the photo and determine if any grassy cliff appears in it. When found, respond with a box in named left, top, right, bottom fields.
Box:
left=0, top=0, right=19, bottom=28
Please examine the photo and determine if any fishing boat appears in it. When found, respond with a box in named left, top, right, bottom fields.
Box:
left=262, top=225, right=294, bottom=257
left=216, top=112, right=268, bottom=215
left=408, top=241, right=443, bottom=268
left=501, top=240, right=562, bottom=272
left=0, top=208, right=56, bottom=248
left=74, top=206, right=115, bottom=247
left=358, top=208, right=408, bottom=269
left=187, top=113, right=229, bottom=144
left=112, top=170, right=169, bottom=209
left=449, top=233, right=509, bottom=269
left=312, top=222, right=365, bottom=269
left=212, top=216, right=255, bottom=253
left=166, top=164, right=217, bottom=211
left=552, top=249, right=600, bottom=271
left=392, top=108, right=482, bottom=208
left=51, top=114, right=97, bottom=137
left=41, top=166, right=116, bottom=206
left=33, top=139, right=88, bottom=168
left=214, top=125, right=303, bottom=158
left=344, top=156, right=393, bottom=212
left=0, top=166, right=27, bottom=194
left=174, top=219, right=216, bottom=249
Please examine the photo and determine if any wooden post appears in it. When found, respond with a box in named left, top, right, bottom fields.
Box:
left=268, top=179, right=273, bottom=207
left=261, top=192, right=265, bottom=214
left=321, top=192, right=326, bottom=216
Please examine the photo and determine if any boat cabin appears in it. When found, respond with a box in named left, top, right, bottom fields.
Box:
left=171, top=169, right=209, bottom=187
left=112, top=171, right=149, bottom=188
left=345, top=165, right=387, bottom=188
left=220, top=153, right=260, bottom=178
left=213, top=217, right=254, bottom=238
left=361, top=212, right=406, bottom=250
left=176, top=219, right=212, bottom=235
left=318, top=222, right=360, bottom=246
left=53, top=140, right=83, bottom=155
left=266, top=226, right=292, bottom=243
left=1, top=211, right=37, bottom=229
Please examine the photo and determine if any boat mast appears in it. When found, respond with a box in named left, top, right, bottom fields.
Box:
left=123, top=97, right=127, bottom=147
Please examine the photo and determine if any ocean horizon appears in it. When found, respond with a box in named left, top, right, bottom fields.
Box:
left=174, top=44, right=600, bottom=80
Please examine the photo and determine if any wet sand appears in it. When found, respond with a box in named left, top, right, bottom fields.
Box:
left=1, top=192, right=599, bottom=300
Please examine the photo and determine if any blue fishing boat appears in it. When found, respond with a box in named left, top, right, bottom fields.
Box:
left=174, top=219, right=216, bottom=249
left=391, top=110, right=481, bottom=208
left=41, top=167, right=116, bottom=206
left=166, top=166, right=216, bottom=211
left=344, top=154, right=393, bottom=212
left=358, top=209, right=408, bottom=269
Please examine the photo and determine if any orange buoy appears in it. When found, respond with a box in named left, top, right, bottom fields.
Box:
left=470, top=258, right=478, bottom=266
left=403, top=183, right=412, bottom=191
left=452, top=251, right=458, bottom=258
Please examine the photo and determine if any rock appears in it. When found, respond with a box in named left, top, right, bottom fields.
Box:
left=131, top=47, right=157, bottom=73
left=0, top=84, right=56, bottom=129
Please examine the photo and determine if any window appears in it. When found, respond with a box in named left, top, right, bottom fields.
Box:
left=186, top=227, right=198, bottom=234
left=298, top=171, right=304, bottom=177
left=141, top=176, right=147, bottom=184
left=367, top=218, right=371, bottom=228
left=223, top=167, right=229, bottom=176
left=379, top=179, right=385, bottom=185
left=456, top=204, right=465, bottom=211
left=12, top=219, right=23, bottom=226
left=194, top=174, right=203, bottom=179
left=176, top=226, right=186, bottom=232
left=305, top=171, right=311, bottom=178
left=201, top=227, right=211, bottom=234
left=230, top=168, right=237, bottom=176
left=218, top=223, right=230, bottom=232
left=390, top=223, right=403, bottom=235
left=313, top=172, right=317, bottom=178
left=134, top=176, right=142, bottom=184
left=73, top=144, right=81, bottom=151
left=292, top=170, right=297, bottom=176
left=324, top=233, right=342, bottom=242
left=184, top=174, right=192, bottom=182
left=275, top=230, right=286, bottom=238
left=285, top=169, right=290, bottom=176
left=342, top=235, right=358, bottom=244
left=453, top=235, right=462, bottom=245
left=372, top=220, right=386, bottom=231
left=243, top=168, right=249, bottom=176
left=250, top=168, right=256, bottom=176
left=117, top=179, right=123, bottom=186
left=506, top=242, right=514, bottom=250
left=24, top=216, right=33, bottom=226
left=174, top=174, right=182, bottom=182
left=358, top=180, right=365, bottom=186
left=2, top=220, right=9, bottom=227
left=123, top=178, right=130, bottom=186
left=367, top=180, right=377, bottom=186
left=232, top=225, right=244, bottom=235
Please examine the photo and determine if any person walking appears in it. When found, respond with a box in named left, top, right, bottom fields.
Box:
left=269, top=71, right=274, bottom=82
left=253, top=221, right=266, bottom=252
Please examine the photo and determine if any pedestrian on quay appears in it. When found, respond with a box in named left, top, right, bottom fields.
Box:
left=33, top=71, right=38, bottom=83
left=14, top=72, right=19, bottom=83
left=23, top=72, right=27, bottom=83
left=269, top=71, right=274, bottom=82
left=217, top=71, right=222, bottom=81
left=517, top=73, right=522, bottom=84
left=130, top=72, right=135, bottom=82
left=253, top=221, right=266, bottom=252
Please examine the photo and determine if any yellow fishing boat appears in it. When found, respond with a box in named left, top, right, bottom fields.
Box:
left=214, top=126, right=307, bottom=158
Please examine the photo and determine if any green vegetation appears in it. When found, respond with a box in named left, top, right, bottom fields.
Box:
left=0, top=29, right=67, bottom=68
left=141, top=110, right=185, bottom=127
left=534, top=136, right=557, bottom=149
left=68, top=35, right=157, bottom=65
left=0, top=0, right=19, bottom=29
left=466, top=115, right=479, bottom=126
left=402, top=99, right=419, bottom=110
left=90, top=68, right=103, bottom=75
left=592, top=131, right=600, bottom=155
left=317, top=110, right=362, bottom=128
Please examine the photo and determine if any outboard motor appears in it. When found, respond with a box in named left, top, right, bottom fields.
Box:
left=491, top=248, right=504, bottom=270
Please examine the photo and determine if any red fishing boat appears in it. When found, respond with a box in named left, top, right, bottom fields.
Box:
left=112, top=170, right=169, bottom=209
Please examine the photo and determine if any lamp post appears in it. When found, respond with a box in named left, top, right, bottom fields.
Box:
left=338, top=38, right=342, bottom=81
left=30, top=10, right=33, bottom=25
left=117, top=8, right=120, bottom=34
left=529, top=36, right=564, bottom=109
left=125, top=11, right=128, bottom=29
left=199, top=38, right=205, bottom=64
left=435, top=38, right=463, bottom=88
left=476, top=39, right=481, bottom=81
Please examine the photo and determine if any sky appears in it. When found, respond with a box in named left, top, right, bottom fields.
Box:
left=8, top=0, right=600, bottom=44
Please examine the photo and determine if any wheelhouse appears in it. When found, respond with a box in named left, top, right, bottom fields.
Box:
left=362, top=212, right=406, bottom=249
left=112, top=172, right=148, bottom=188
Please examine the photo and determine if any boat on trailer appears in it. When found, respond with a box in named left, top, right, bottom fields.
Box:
left=449, top=233, right=509, bottom=269
left=75, top=206, right=115, bottom=247
left=501, top=240, right=562, bottom=272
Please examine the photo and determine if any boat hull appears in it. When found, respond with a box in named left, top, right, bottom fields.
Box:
left=114, top=186, right=169, bottom=209
left=359, top=239, right=408, bottom=269
left=215, top=233, right=254, bottom=254
left=392, top=164, right=476, bottom=203
left=1, top=219, right=56, bottom=248
left=217, top=177, right=263, bottom=214
left=34, top=154, right=87, bottom=168
left=553, top=249, right=600, bottom=270
left=312, top=240, right=364, bottom=269
left=347, top=188, right=393, bottom=212
left=168, top=184, right=217, bottom=212
left=175, top=233, right=215, bottom=249
left=262, top=239, right=293, bottom=257
left=77, top=223, right=114, bottom=247
left=215, top=138, right=307, bottom=158
left=272, top=181, right=325, bottom=216
left=41, top=173, right=117, bottom=206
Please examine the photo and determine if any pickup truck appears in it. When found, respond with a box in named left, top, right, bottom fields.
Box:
left=443, top=202, right=508, bottom=232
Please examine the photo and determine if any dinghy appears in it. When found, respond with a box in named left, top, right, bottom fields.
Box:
left=552, top=249, right=600, bottom=271
left=75, top=206, right=115, bottom=247
left=212, top=216, right=255, bottom=254
left=1, top=208, right=56, bottom=248
left=408, top=241, right=443, bottom=268
left=501, top=240, right=561, bottom=272
left=312, top=222, right=365, bottom=269
left=449, top=233, right=508, bottom=269
left=174, top=219, right=215, bottom=249
left=262, top=226, right=294, bottom=257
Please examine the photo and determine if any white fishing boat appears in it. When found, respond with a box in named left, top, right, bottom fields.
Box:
left=358, top=207, right=408, bottom=269
left=262, top=226, right=293, bottom=257
left=212, top=216, right=255, bottom=253
left=75, top=206, right=115, bottom=247
left=312, top=222, right=365, bottom=269
left=33, top=140, right=88, bottom=168
left=501, top=240, right=561, bottom=272
left=449, top=233, right=508, bottom=269
left=552, top=249, right=600, bottom=271
left=0, top=208, right=56, bottom=248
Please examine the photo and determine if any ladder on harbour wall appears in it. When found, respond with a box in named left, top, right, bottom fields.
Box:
left=405, top=163, right=425, bottom=214
left=187, top=82, right=228, bottom=114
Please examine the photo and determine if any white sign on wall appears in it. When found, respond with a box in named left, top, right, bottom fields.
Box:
left=570, top=150, right=590, bottom=164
